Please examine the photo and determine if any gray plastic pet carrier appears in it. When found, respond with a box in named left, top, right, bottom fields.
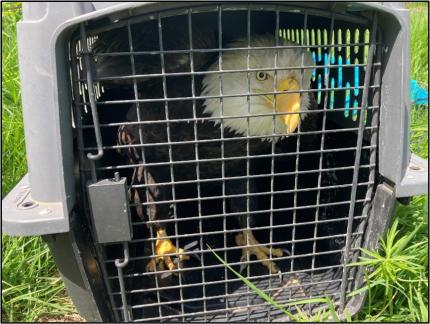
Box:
left=3, top=2, right=428, bottom=322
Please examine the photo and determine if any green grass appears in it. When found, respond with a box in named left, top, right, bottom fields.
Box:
left=351, top=214, right=428, bottom=322
left=2, top=236, right=76, bottom=321
left=1, top=2, right=26, bottom=196
left=407, top=2, right=429, bottom=89
left=211, top=246, right=348, bottom=322
left=1, top=2, right=428, bottom=322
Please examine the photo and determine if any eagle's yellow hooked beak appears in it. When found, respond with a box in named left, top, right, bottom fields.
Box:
left=275, top=78, right=301, bottom=133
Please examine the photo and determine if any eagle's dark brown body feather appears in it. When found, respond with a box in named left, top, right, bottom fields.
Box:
left=116, top=74, right=282, bottom=228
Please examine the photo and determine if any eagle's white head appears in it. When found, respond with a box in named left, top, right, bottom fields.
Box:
left=201, top=35, right=314, bottom=141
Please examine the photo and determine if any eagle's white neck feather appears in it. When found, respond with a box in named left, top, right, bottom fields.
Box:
left=201, top=35, right=314, bottom=142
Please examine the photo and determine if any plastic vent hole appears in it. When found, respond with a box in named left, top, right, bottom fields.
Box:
left=337, top=29, right=342, bottom=52
left=22, top=201, right=35, bottom=208
left=409, top=164, right=423, bottom=171
left=345, top=81, right=351, bottom=117
left=323, top=29, right=328, bottom=49
left=352, top=99, right=359, bottom=121
left=330, top=78, right=335, bottom=109
left=364, top=29, right=370, bottom=65
left=354, top=29, right=360, bottom=54
left=346, top=29, right=351, bottom=60
left=311, top=52, right=316, bottom=81
left=324, top=53, right=329, bottom=77
left=354, top=58, right=360, bottom=97
left=317, top=74, right=322, bottom=104
left=311, top=29, right=316, bottom=46
left=338, top=55, right=343, bottom=88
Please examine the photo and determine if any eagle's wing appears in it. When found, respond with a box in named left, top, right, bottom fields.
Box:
left=117, top=118, right=204, bottom=274
left=116, top=123, right=147, bottom=220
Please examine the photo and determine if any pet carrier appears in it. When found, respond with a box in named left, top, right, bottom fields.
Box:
left=3, top=2, right=428, bottom=322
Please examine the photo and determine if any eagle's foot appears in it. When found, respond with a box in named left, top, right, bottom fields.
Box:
left=235, top=230, right=283, bottom=274
left=146, top=228, right=189, bottom=273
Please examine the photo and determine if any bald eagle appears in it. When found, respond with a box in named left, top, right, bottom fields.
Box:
left=94, top=32, right=316, bottom=275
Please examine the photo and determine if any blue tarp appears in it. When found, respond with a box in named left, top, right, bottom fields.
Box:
left=410, top=79, right=428, bottom=106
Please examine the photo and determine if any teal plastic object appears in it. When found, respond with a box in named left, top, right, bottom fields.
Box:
left=345, top=81, right=351, bottom=117
left=410, top=79, right=428, bottom=106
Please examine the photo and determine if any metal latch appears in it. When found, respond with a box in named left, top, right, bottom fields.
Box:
left=87, top=173, right=132, bottom=243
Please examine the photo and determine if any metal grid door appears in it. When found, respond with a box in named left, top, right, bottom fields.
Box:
left=70, top=3, right=381, bottom=322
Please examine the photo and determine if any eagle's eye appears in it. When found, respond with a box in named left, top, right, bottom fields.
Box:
left=256, top=71, right=268, bottom=81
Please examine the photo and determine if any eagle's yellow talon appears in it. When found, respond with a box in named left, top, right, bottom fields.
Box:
left=146, top=228, right=189, bottom=273
left=235, top=230, right=283, bottom=274
left=146, top=259, right=156, bottom=272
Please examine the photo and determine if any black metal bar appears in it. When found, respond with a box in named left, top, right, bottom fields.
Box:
left=79, top=115, right=379, bottom=131
left=268, top=9, right=281, bottom=320
left=78, top=62, right=381, bottom=83
left=74, top=84, right=381, bottom=105
left=110, top=271, right=354, bottom=296
left=348, top=29, right=382, bottom=296
left=245, top=7, right=251, bottom=319
left=106, top=248, right=362, bottom=278
left=126, top=19, right=165, bottom=320
left=188, top=9, right=207, bottom=321
left=90, top=146, right=377, bottom=170
left=88, top=42, right=378, bottom=58
left=80, top=129, right=379, bottom=153
left=339, top=12, right=379, bottom=309
left=217, top=5, right=230, bottom=321
left=123, top=220, right=367, bottom=248
left=79, top=113, right=378, bottom=131
left=134, top=207, right=368, bottom=227
left=158, top=13, right=186, bottom=319
left=310, top=11, right=336, bottom=304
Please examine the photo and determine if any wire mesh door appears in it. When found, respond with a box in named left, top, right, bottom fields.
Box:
left=70, top=3, right=381, bottom=322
